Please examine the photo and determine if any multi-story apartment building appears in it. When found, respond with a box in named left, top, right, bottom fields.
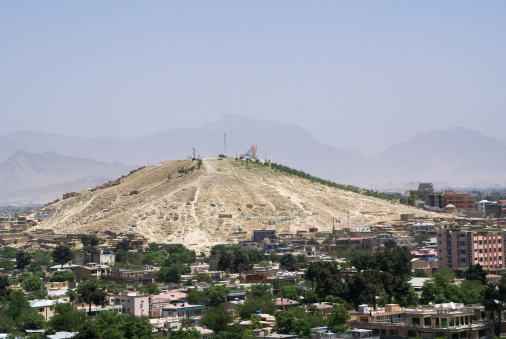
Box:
left=436, top=229, right=504, bottom=269
left=444, top=191, right=476, bottom=210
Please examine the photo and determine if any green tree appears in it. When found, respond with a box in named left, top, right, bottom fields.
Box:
left=280, top=253, right=300, bottom=271
left=16, top=251, right=31, bottom=270
left=21, top=274, right=42, bottom=292
left=142, top=250, right=167, bottom=266
left=328, top=305, right=350, bottom=333
left=5, top=290, right=30, bottom=328
left=458, top=280, right=485, bottom=305
left=47, top=302, right=87, bottom=332
left=50, top=270, right=76, bottom=283
left=296, top=254, right=308, bottom=269
left=187, top=290, right=205, bottom=305
left=280, top=285, right=302, bottom=302
left=0, top=259, right=15, bottom=271
left=0, top=276, right=11, bottom=298
left=463, top=264, right=487, bottom=285
left=235, top=286, right=275, bottom=319
left=22, top=309, right=46, bottom=330
left=139, top=283, right=160, bottom=295
left=272, top=311, right=312, bottom=337
left=29, top=250, right=53, bottom=272
left=0, top=246, right=18, bottom=259
left=304, top=291, right=319, bottom=304
left=199, top=305, right=234, bottom=333
left=52, top=245, right=74, bottom=267
left=169, top=327, right=201, bottom=339
left=307, top=238, right=319, bottom=245
left=483, top=275, right=506, bottom=337
left=156, top=265, right=181, bottom=283
left=76, top=279, right=108, bottom=314
left=92, top=311, right=153, bottom=339
left=81, top=235, right=100, bottom=264
left=73, top=321, right=100, bottom=339
left=115, top=238, right=132, bottom=252
left=205, top=285, right=230, bottom=307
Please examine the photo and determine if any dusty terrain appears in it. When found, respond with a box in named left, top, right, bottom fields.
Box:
left=34, top=158, right=442, bottom=252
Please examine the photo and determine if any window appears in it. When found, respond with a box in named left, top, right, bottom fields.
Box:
left=460, top=258, right=466, bottom=263
left=439, top=234, right=442, bottom=237
left=448, top=258, right=452, bottom=263
left=460, top=241, right=465, bottom=246
left=479, top=258, right=483, bottom=262
left=479, top=240, right=483, bottom=245
left=479, top=249, right=483, bottom=253
left=447, top=241, right=451, bottom=247
left=412, top=317, right=420, bottom=325
left=424, top=318, right=431, bottom=326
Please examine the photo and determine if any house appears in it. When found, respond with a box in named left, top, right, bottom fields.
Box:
left=275, top=298, right=300, bottom=310
left=109, top=291, right=151, bottom=317
left=252, top=228, right=278, bottom=242
left=34, top=210, right=54, bottom=221
left=72, top=263, right=111, bottom=282
left=150, top=292, right=188, bottom=317
left=101, top=268, right=156, bottom=290
left=161, top=301, right=205, bottom=318
left=30, top=299, right=67, bottom=321
left=74, top=249, right=115, bottom=265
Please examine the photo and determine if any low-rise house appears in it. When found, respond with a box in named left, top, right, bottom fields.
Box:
left=150, top=292, right=187, bottom=318
left=109, top=291, right=151, bottom=317
left=73, top=263, right=111, bottom=282
left=75, top=304, right=123, bottom=317
left=161, top=301, right=205, bottom=318
left=310, top=302, right=335, bottom=319
left=30, top=299, right=67, bottom=321
left=275, top=298, right=300, bottom=310
left=74, top=249, right=115, bottom=265
left=101, top=268, right=156, bottom=291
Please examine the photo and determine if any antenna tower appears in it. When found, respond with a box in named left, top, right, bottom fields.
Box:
left=224, top=134, right=227, bottom=156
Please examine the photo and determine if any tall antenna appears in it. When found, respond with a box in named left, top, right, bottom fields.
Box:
left=224, top=133, right=227, bottom=156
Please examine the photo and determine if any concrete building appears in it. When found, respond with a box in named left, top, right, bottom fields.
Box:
left=436, top=229, right=504, bottom=269
left=30, top=299, right=67, bottom=321
left=349, top=303, right=492, bottom=339
left=252, top=228, right=278, bottom=242
left=109, top=291, right=151, bottom=317
left=444, top=191, right=476, bottom=210
left=101, top=269, right=156, bottom=291
left=34, top=210, right=54, bottom=221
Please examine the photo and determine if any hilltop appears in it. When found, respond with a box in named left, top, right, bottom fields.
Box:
left=33, top=158, right=443, bottom=252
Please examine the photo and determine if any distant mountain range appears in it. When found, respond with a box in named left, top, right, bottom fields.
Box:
left=0, top=115, right=505, bottom=202
left=0, top=151, right=134, bottom=204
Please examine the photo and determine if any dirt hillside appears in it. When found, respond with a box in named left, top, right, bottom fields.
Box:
left=34, top=158, right=441, bottom=252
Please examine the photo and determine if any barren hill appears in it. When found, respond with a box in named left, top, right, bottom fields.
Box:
left=34, top=158, right=443, bottom=252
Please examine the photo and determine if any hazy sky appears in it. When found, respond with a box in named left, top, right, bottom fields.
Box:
left=1, top=1, right=505, bottom=154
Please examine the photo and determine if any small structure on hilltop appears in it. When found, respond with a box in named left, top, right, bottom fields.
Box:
left=240, top=145, right=257, bottom=159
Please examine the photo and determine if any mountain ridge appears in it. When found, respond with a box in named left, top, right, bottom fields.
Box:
left=0, top=150, right=135, bottom=204
left=1, top=116, right=505, bottom=190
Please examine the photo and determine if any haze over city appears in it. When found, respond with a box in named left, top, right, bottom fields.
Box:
left=2, top=1, right=505, bottom=154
